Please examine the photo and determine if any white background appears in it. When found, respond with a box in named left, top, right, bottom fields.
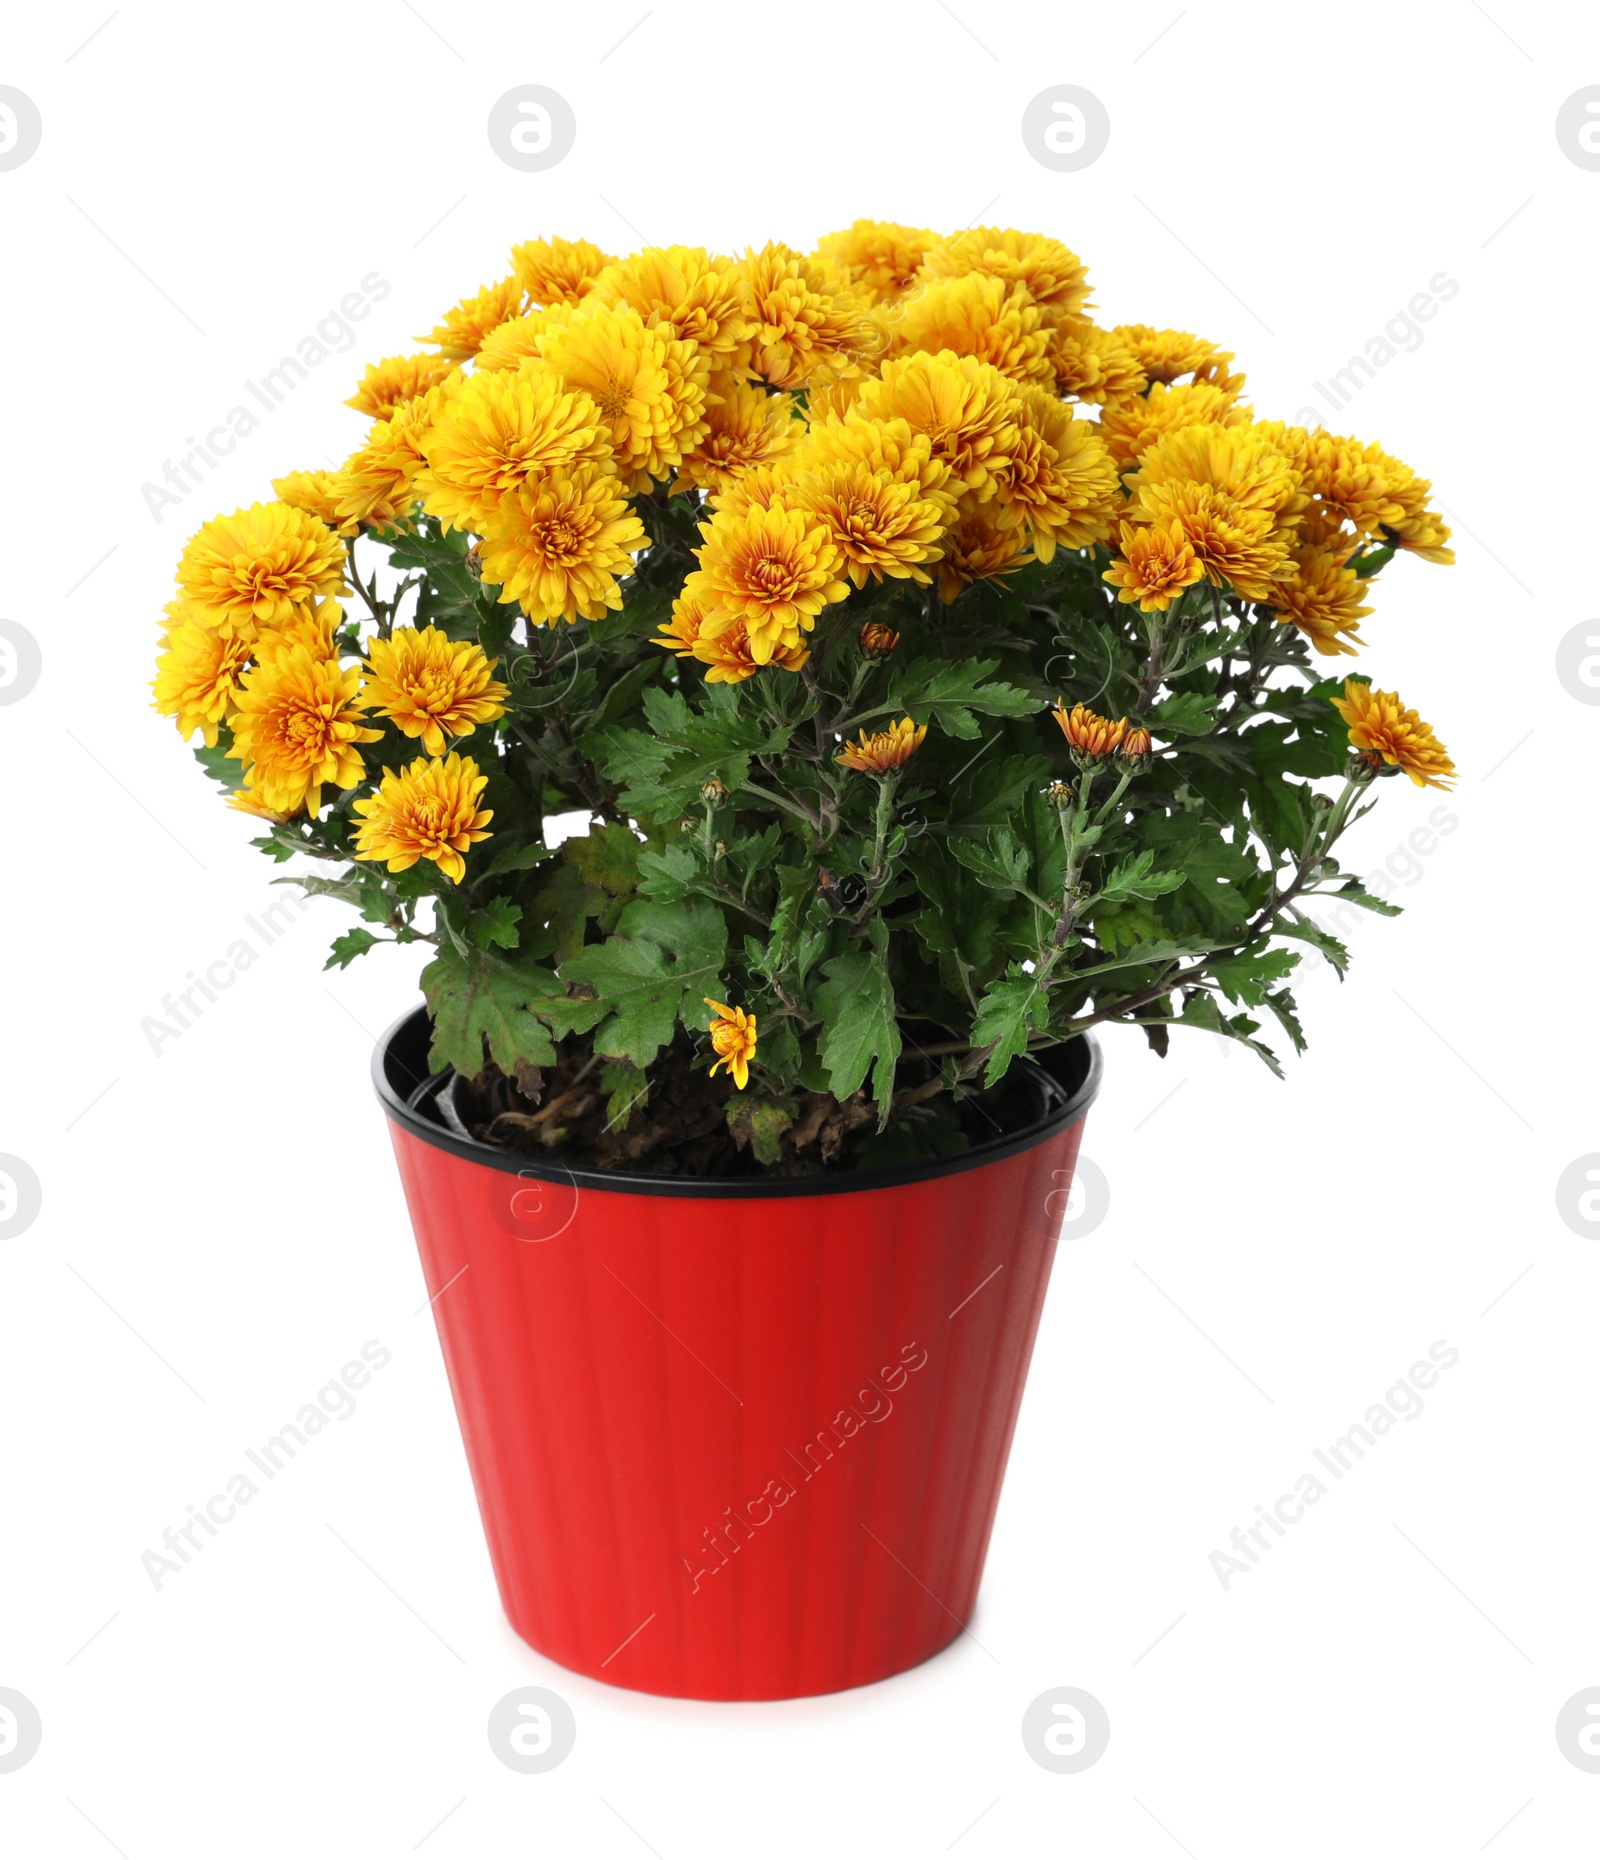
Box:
left=2, top=2, right=1597, bottom=1853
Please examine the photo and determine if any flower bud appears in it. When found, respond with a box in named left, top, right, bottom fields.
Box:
left=858, top=621, right=900, bottom=659
left=1046, top=780, right=1074, bottom=807
left=1119, top=726, right=1154, bottom=771
left=465, top=541, right=485, bottom=581
left=700, top=779, right=729, bottom=806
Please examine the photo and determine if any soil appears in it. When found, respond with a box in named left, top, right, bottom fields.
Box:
left=447, top=1032, right=1047, bottom=1179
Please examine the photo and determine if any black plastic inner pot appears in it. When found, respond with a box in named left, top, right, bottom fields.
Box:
left=373, top=1003, right=1103, bottom=1200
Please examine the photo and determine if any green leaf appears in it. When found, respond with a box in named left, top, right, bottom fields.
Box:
left=552, top=897, right=728, bottom=1067
left=971, top=970, right=1043, bottom=1088
left=1276, top=909, right=1349, bottom=976
left=1331, top=878, right=1402, bottom=917
left=193, top=734, right=238, bottom=787
left=726, top=1095, right=794, bottom=1166
left=1097, top=848, right=1188, bottom=903
left=420, top=944, right=562, bottom=1078
left=1210, top=946, right=1301, bottom=1008
left=325, top=928, right=382, bottom=970
left=476, top=839, right=554, bottom=880
left=948, top=826, right=1031, bottom=895
left=563, top=820, right=643, bottom=896
left=891, top=656, right=1038, bottom=740
left=1148, top=691, right=1215, bottom=736
left=468, top=897, right=523, bottom=951
left=600, top=1059, right=650, bottom=1129
left=814, top=945, right=901, bottom=1113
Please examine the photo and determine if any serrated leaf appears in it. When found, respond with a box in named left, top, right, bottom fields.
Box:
left=468, top=897, right=522, bottom=951
left=971, top=971, right=1042, bottom=1088
left=325, top=927, right=381, bottom=971
left=948, top=826, right=1031, bottom=895
left=1210, top=946, right=1301, bottom=1008
left=1097, top=848, right=1188, bottom=903
left=1147, top=690, right=1216, bottom=735
left=814, top=948, right=901, bottom=1113
left=563, top=820, right=644, bottom=896
left=551, top=897, right=728, bottom=1067
left=420, top=944, right=561, bottom=1079
left=1331, top=879, right=1402, bottom=917
left=889, top=656, right=1038, bottom=740
left=476, top=838, right=553, bottom=880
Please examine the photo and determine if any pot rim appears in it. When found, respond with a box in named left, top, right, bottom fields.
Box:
left=373, top=1002, right=1102, bottom=1200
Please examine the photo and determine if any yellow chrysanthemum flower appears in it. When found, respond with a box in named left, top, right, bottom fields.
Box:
left=1053, top=700, right=1128, bottom=762
left=706, top=461, right=803, bottom=524
left=416, top=365, right=611, bottom=534
left=152, top=620, right=253, bottom=745
left=333, top=385, right=455, bottom=529
left=685, top=505, right=850, bottom=665
left=254, top=596, right=345, bottom=665
left=922, top=226, right=1092, bottom=319
left=736, top=242, right=871, bottom=391
left=1002, top=385, right=1120, bottom=561
left=1097, top=379, right=1250, bottom=471
left=655, top=592, right=808, bottom=683
left=704, top=998, right=757, bottom=1091
left=418, top=275, right=526, bottom=359
left=345, top=353, right=461, bottom=419
left=472, top=308, right=565, bottom=375
left=1331, top=681, right=1455, bottom=789
left=226, top=781, right=290, bottom=823
left=788, top=456, right=953, bottom=588
left=936, top=497, right=1031, bottom=605
left=533, top=300, right=711, bottom=491
left=834, top=717, right=927, bottom=775
left=589, top=245, right=747, bottom=367
left=477, top=464, right=647, bottom=624
left=814, top=220, right=936, bottom=304
left=353, top=752, right=494, bottom=883
left=270, top=470, right=351, bottom=533
left=1267, top=546, right=1371, bottom=656
left=362, top=626, right=510, bottom=755
left=227, top=645, right=381, bottom=817
left=1102, top=521, right=1207, bottom=613
left=672, top=376, right=802, bottom=498
left=176, top=502, right=347, bottom=639
left=889, top=273, right=1053, bottom=385
left=1047, top=318, right=1149, bottom=404
left=510, top=235, right=616, bottom=307
left=1112, top=325, right=1240, bottom=389
left=853, top=351, right=1021, bottom=502
left=1269, top=425, right=1454, bottom=566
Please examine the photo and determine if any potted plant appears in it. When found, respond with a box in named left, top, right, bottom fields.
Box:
left=153, top=222, right=1455, bottom=1700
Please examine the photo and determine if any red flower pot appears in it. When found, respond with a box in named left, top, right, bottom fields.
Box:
left=375, top=1007, right=1101, bottom=1701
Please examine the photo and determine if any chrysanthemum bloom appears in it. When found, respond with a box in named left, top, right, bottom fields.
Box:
left=534, top=301, right=712, bottom=490
left=255, top=597, right=345, bottom=665
left=859, top=621, right=900, bottom=658
left=477, top=464, right=647, bottom=624
left=672, top=377, right=802, bottom=498
left=416, top=366, right=610, bottom=534
left=418, top=275, right=526, bottom=359
left=889, top=273, right=1054, bottom=385
left=344, top=353, right=461, bottom=419
left=334, top=387, right=453, bottom=529
left=788, top=457, right=952, bottom=587
left=814, top=220, right=935, bottom=304
left=1102, top=521, right=1206, bottom=612
left=1097, top=379, right=1250, bottom=470
left=271, top=470, right=351, bottom=533
left=176, top=502, right=347, bottom=639
left=1119, top=727, right=1154, bottom=768
left=1331, top=680, right=1455, bottom=789
left=1002, top=386, right=1120, bottom=561
left=362, top=627, right=510, bottom=754
left=1267, top=547, right=1372, bottom=656
left=1370, top=453, right=1454, bottom=564
left=227, top=645, right=382, bottom=816
left=704, top=998, right=758, bottom=1091
left=1053, top=700, right=1128, bottom=765
left=472, top=308, right=564, bottom=374
left=835, top=716, right=928, bottom=775
left=152, top=620, right=253, bottom=745
left=803, top=411, right=957, bottom=508
left=936, top=497, right=1031, bottom=605
left=589, top=246, right=747, bottom=369
left=922, top=226, right=1092, bottom=320
left=353, top=753, right=494, bottom=882
left=685, top=505, right=850, bottom=664
left=1047, top=318, right=1148, bottom=404
left=511, top=235, right=616, bottom=307
left=706, top=462, right=803, bottom=524
left=657, top=595, right=808, bottom=683
left=736, top=242, right=870, bottom=390
left=226, top=782, right=289, bottom=823
left=853, top=352, right=1021, bottom=502
left=1112, top=325, right=1240, bottom=389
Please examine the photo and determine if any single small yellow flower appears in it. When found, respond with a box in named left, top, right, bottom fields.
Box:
left=228, top=645, right=382, bottom=817
left=1102, top=521, right=1207, bottom=612
left=1119, top=726, right=1154, bottom=765
left=654, top=592, right=808, bottom=683
left=1331, top=681, right=1455, bottom=790
left=835, top=716, right=927, bottom=774
left=922, top=225, right=1092, bottom=319
left=936, top=497, right=1031, bottom=605
left=686, top=504, right=850, bottom=665
left=1053, top=700, right=1128, bottom=763
left=176, top=502, right=347, bottom=639
left=255, top=596, right=345, bottom=666
left=889, top=272, right=1053, bottom=385
left=858, top=621, right=900, bottom=658
left=1112, top=324, right=1239, bottom=388
left=704, top=997, right=758, bottom=1091
left=814, top=219, right=935, bottom=304
left=511, top=235, right=616, bottom=307
left=588, top=245, right=747, bottom=366
left=789, top=456, right=952, bottom=588
left=226, top=782, right=291, bottom=823
left=333, top=388, right=453, bottom=529
left=353, top=752, right=494, bottom=883
left=362, top=626, right=510, bottom=755
left=853, top=351, right=1020, bottom=502
left=477, top=464, right=648, bottom=624
left=736, top=242, right=869, bottom=390
left=671, top=375, right=803, bottom=498
left=418, top=275, right=525, bottom=359
left=344, top=353, right=461, bottom=419
left=271, top=470, right=351, bottom=533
